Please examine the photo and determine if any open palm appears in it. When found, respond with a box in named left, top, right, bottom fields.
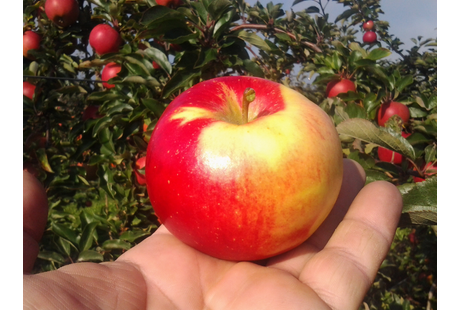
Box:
left=24, top=159, right=402, bottom=310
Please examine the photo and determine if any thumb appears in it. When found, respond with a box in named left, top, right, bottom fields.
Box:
left=23, top=171, right=48, bottom=273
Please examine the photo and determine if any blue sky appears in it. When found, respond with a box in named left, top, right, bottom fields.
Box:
left=244, top=0, right=437, bottom=57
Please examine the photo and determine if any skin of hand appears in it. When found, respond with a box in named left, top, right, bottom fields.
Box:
left=23, top=159, right=403, bottom=310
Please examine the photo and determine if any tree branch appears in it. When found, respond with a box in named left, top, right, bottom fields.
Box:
left=230, top=24, right=322, bottom=53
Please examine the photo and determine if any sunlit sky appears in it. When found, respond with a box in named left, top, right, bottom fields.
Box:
left=245, top=0, right=437, bottom=58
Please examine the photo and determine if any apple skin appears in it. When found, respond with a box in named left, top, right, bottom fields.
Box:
left=377, top=101, right=410, bottom=126
left=145, top=76, right=344, bottom=261
left=23, top=31, right=41, bottom=59
left=363, top=20, right=374, bottom=31
left=413, top=161, right=437, bottom=182
left=101, top=62, right=122, bottom=89
left=326, top=78, right=356, bottom=98
left=82, top=105, right=102, bottom=120
left=45, top=0, right=79, bottom=28
left=377, top=132, right=410, bottom=165
left=134, top=156, right=147, bottom=185
left=363, top=31, right=377, bottom=43
left=156, top=0, right=182, bottom=7
left=89, top=24, right=122, bottom=55
left=23, top=82, right=37, bottom=100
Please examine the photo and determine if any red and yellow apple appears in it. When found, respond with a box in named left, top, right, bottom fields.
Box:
left=363, top=31, right=377, bottom=43
left=134, top=156, right=147, bottom=185
left=89, top=24, right=122, bottom=55
left=363, top=20, right=374, bottom=31
left=145, top=76, right=343, bottom=261
left=377, top=132, right=410, bottom=165
left=101, top=62, right=122, bottom=89
left=23, top=31, right=41, bottom=59
left=377, top=101, right=411, bottom=127
left=326, top=78, right=356, bottom=98
left=23, top=82, right=37, bottom=100
left=44, top=0, right=79, bottom=28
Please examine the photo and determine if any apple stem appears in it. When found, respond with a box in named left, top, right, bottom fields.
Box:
left=242, top=88, right=255, bottom=124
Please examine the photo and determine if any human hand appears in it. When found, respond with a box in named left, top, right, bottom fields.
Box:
left=24, top=159, right=402, bottom=310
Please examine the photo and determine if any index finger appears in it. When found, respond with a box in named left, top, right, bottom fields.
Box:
left=299, top=181, right=403, bottom=310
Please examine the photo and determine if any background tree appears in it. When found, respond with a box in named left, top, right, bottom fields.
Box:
left=23, top=0, right=436, bottom=308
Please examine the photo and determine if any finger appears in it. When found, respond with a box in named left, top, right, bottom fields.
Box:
left=267, top=159, right=366, bottom=275
left=23, top=262, right=147, bottom=310
left=23, top=171, right=49, bottom=273
left=299, top=181, right=403, bottom=310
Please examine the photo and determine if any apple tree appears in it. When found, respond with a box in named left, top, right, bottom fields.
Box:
left=23, top=0, right=436, bottom=308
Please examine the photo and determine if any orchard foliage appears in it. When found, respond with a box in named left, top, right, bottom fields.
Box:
left=23, top=0, right=436, bottom=308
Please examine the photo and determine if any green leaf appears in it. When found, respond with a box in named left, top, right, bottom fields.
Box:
left=37, top=251, right=66, bottom=264
left=195, top=48, right=218, bottom=69
left=243, top=59, right=265, bottom=77
left=162, top=69, right=201, bottom=98
left=395, top=75, right=414, bottom=94
left=208, top=0, right=232, bottom=20
left=398, top=178, right=437, bottom=226
left=234, top=30, right=271, bottom=52
left=36, top=148, right=54, bottom=173
left=120, top=230, right=152, bottom=242
left=142, top=98, right=166, bottom=118
left=292, top=0, right=306, bottom=6
left=424, top=144, right=437, bottom=163
left=144, top=47, right=172, bottom=74
left=335, top=8, right=359, bottom=22
left=51, top=223, right=79, bottom=245
left=102, top=239, right=132, bottom=251
left=336, top=118, right=416, bottom=160
left=79, top=222, right=99, bottom=252
left=305, top=6, right=320, bottom=14
left=365, top=48, right=392, bottom=61
left=77, top=250, right=104, bottom=262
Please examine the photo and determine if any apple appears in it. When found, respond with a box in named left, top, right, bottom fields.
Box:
left=134, top=156, right=147, bottom=185
left=326, top=78, right=356, bottom=98
left=89, top=24, right=122, bottom=55
left=152, top=61, right=160, bottom=70
left=377, top=132, right=410, bottom=165
left=145, top=76, right=344, bottom=261
left=363, top=31, right=377, bottom=43
left=101, top=62, right=122, bottom=89
left=363, top=20, right=374, bottom=31
left=45, top=0, right=79, bottom=28
left=377, top=101, right=410, bottom=127
left=23, top=31, right=41, bottom=59
left=82, top=105, right=102, bottom=120
left=412, top=161, right=437, bottom=182
left=156, top=0, right=182, bottom=7
left=23, top=82, right=37, bottom=100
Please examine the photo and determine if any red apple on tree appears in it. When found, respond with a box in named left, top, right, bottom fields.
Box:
left=377, top=101, right=411, bottom=127
left=134, top=156, right=147, bottom=185
left=363, top=31, right=377, bottom=43
left=326, top=78, right=356, bottom=98
left=23, top=82, right=37, bottom=100
left=363, top=20, right=374, bottom=31
left=82, top=105, right=102, bottom=120
left=145, top=76, right=344, bottom=261
left=152, top=61, right=160, bottom=69
left=89, top=24, right=122, bottom=55
left=412, top=161, right=437, bottom=182
left=156, top=0, right=182, bottom=7
left=44, top=0, right=79, bottom=28
left=101, top=62, right=122, bottom=89
left=23, top=31, right=41, bottom=59
left=377, top=132, right=410, bottom=165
